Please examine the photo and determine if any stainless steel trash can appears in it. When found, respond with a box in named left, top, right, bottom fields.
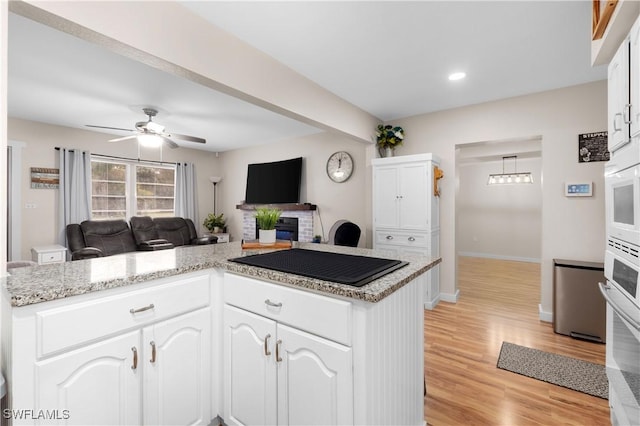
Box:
left=553, top=259, right=606, bottom=343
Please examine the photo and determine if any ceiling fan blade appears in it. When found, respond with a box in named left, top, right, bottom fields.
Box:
left=86, top=125, right=134, bottom=132
left=168, top=133, right=206, bottom=144
left=109, top=135, right=138, bottom=143
left=160, top=136, right=179, bottom=149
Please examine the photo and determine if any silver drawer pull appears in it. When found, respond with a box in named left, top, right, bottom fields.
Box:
left=386, top=235, right=394, bottom=240
left=131, top=347, right=138, bottom=370
left=265, top=299, right=282, bottom=308
left=264, top=334, right=272, bottom=356
left=408, top=236, right=416, bottom=242
left=129, top=303, right=155, bottom=314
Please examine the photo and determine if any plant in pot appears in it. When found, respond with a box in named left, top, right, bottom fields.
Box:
left=375, top=124, right=404, bottom=157
left=254, top=207, right=281, bottom=245
left=203, top=213, right=226, bottom=234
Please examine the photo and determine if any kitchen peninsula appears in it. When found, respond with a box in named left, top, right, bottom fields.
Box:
left=1, top=242, right=440, bottom=426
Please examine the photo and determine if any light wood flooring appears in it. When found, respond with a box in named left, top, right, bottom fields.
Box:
left=424, top=256, right=610, bottom=425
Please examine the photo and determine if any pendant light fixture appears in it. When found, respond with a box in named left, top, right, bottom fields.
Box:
left=487, top=155, right=533, bottom=185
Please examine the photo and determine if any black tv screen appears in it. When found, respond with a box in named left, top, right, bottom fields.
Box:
left=245, top=157, right=303, bottom=204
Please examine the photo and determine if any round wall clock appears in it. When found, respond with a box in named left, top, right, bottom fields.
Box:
left=326, top=151, right=354, bottom=183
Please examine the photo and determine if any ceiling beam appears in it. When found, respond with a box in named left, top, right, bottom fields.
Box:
left=11, top=0, right=379, bottom=144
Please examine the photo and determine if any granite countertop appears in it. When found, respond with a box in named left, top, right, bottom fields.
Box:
left=2, top=242, right=441, bottom=307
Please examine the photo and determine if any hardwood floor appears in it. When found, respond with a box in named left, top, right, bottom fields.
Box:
left=424, top=256, right=610, bottom=425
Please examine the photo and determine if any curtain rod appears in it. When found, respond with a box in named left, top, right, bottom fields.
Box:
left=54, top=147, right=183, bottom=166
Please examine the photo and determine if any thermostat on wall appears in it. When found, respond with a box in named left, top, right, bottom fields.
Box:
left=565, top=182, right=593, bottom=197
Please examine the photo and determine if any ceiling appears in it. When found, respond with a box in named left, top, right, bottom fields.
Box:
left=8, top=1, right=607, bottom=153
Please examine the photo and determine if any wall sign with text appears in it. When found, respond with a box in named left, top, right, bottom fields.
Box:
left=578, top=132, right=609, bottom=163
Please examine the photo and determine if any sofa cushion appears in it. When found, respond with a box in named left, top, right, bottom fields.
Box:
left=80, top=219, right=138, bottom=256
left=130, top=216, right=160, bottom=245
left=153, top=217, right=194, bottom=247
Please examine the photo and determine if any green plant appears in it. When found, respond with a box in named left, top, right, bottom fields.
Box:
left=375, top=124, right=404, bottom=149
left=203, top=213, right=225, bottom=233
left=254, top=207, right=281, bottom=230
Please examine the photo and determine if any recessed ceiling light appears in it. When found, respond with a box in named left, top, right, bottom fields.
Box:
left=448, top=72, right=466, bottom=81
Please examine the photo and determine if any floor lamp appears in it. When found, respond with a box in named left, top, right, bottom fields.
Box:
left=209, top=176, right=222, bottom=214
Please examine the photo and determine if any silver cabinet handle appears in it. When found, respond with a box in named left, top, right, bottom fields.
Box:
left=131, top=347, right=138, bottom=370
left=264, top=334, right=272, bottom=356
left=130, top=303, right=155, bottom=314
left=408, top=236, right=416, bottom=242
left=613, top=112, right=623, bottom=132
left=150, top=341, right=156, bottom=364
left=276, top=339, right=283, bottom=363
left=386, top=235, right=394, bottom=240
left=265, top=299, right=282, bottom=308
left=624, top=104, right=632, bottom=124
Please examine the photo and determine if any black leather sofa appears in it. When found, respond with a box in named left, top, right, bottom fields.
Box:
left=131, top=216, right=216, bottom=247
left=67, top=220, right=140, bottom=260
left=67, top=217, right=216, bottom=261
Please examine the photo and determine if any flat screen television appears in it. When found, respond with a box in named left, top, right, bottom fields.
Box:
left=245, top=157, right=303, bottom=204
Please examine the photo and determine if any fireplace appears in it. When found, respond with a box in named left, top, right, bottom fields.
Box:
left=256, top=217, right=299, bottom=241
left=238, top=203, right=316, bottom=243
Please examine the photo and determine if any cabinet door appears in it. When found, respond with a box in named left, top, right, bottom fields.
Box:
left=373, top=166, right=400, bottom=228
left=276, top=323, right=353, bottom=426
left=398, top=163, right=429, bottom=230
left=609, top=39, right=630, bottom=151
left=631, top=17, right=640, bottom=137
left=143, top=308, right=211, bottom=426
left=224, top=305, right=277, bottom=426
left=36, top=331, right=141, bottom=426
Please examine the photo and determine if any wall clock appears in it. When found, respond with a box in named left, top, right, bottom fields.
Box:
left=326, top=151, right=354, bottom=183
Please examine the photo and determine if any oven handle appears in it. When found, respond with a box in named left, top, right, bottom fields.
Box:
left=598, top=282, right=640, bottom=331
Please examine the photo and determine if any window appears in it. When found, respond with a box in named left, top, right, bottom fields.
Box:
left=91, top=159, right=175, bottom=220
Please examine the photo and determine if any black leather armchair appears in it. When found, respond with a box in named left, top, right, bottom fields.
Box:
left=130, top=216, right=217, bottom=248
left=152, top=217, right=217, bottom=246
left=67, top=220, right=139, bottom=260
left=129, top=216, right=175, bottom=251
left=328, top=220, right=361, bottom=247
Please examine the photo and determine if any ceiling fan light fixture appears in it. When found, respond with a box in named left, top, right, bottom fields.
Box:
left=138, top=133, right=163, bottom=148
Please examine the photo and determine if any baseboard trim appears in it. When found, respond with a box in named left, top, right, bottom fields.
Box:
left=458, top=251, right=541, bottom=263
left=424, top=294, right=441, bottom=310
left=439, top=289, right=460, bottom=304
left=539, top=304, right=553, bottom=323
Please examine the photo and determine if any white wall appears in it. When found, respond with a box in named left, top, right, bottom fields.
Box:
left=457, top=157, right=542, bottom=262
left=384, top=81, right=607, bottom=319
left=218, top=132, right=369, bottom=246
left=8, top=117, right=222, bottom=260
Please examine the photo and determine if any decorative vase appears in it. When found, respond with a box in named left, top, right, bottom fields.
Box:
left=259, top=229, right=276, bottom=245
left=385, top=146, right=394, bottom=157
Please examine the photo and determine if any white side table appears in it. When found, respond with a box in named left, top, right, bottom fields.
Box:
left=31, top=244, right=67, bottom=265
left=213, top=233, right=229, bottom=243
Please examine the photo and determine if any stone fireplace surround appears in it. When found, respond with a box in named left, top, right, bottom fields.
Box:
left=237, top=203, right=317, bottom=242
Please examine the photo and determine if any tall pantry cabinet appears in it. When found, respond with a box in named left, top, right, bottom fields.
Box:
left=372, top=153, right=441, bottom=309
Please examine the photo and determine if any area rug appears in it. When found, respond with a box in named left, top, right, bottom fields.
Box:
left=497, top=342, right=608, bottom=399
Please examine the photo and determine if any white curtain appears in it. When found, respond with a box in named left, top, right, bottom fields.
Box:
left=175, top=162, right=199, bottom=228
left=58, top=148, right=92, bottom=246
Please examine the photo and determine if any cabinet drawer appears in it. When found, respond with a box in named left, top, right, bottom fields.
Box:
left=375, top=230, right=429, bottom=248
left=224, top=273, right=352, bottom=346
left=36, top=272, right=210, bottom=357
left=40, top=251, right=64, bottom=264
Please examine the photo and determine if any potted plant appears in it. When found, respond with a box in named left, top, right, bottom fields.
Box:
left=375, top=124, right=404, bottom=157
left=203, top=213, right=226, bottom=234
left=254, top=207, right=281, bottom=245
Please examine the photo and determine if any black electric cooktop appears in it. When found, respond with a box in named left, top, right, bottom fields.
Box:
left=229, top=248, right=408, bottom=287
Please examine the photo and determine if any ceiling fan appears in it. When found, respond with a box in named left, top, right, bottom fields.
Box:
left=86, top=107, right=206, bottom=148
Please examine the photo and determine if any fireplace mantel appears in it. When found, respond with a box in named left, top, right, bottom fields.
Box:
left=236, top=203, right=317, bottom=211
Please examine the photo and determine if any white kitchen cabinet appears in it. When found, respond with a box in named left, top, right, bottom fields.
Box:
left=222, top=272, right=423, bottom=426
left=223, top=300, right=353, bottom=425
left=37, top=331, right=142, bottom=425
left=4, top=271, right=213, bottom=426
left=608, top=15, right=640, bottom=171
left=143, top=308, right=211, bottom=426
left=630, top=15, right=640, bottom=138
left=373, top=153, right=441, bottom=309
